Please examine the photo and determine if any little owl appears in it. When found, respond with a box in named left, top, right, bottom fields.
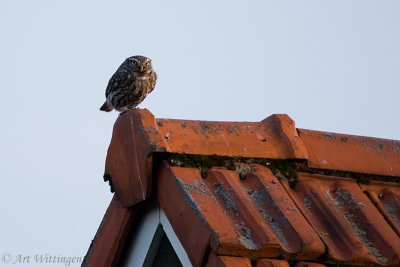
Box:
left=100, top=55, right=157, bottom=113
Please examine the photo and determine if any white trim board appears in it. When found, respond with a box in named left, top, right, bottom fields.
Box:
left=121, top=200, right=192, bottom=267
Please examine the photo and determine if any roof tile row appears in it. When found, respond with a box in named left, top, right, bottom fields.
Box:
left=157, top=162, right=400, bottom=266
left=105, top=110, right=400, bottom=208
left=205, top=255, right=326, bottom=267
left=284, top=173, right=400, bottom=265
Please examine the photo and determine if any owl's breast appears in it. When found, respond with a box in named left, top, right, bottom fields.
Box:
left=133, top=72, right=156, bottom=94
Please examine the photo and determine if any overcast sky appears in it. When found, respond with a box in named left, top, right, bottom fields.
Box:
left=1, top=1, right=399, bottom=266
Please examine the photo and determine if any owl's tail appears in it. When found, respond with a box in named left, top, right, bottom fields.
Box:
left=100, top=101, right=113, bottom=112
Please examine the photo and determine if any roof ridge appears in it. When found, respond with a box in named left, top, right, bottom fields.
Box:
left=103, top=109, right=400, bottom=208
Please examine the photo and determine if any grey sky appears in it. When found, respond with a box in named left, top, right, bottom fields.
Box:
left=1, top=1, right=399, bottom=266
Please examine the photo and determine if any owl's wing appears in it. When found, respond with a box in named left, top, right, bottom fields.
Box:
left=105, top=69, right=133, bottom=97
left=148, top=71, right=158, bottom=94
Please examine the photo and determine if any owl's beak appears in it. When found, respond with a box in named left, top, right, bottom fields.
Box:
left=140, top=65, right=144, bottom=72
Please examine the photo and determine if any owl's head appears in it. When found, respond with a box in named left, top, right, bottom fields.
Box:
left=126, top=55, right=153, bottom=73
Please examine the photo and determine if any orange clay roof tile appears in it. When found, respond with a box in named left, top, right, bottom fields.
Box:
left=84, top=109, right=400, bottom=267
left=255, top=259, right=290, bottom=267
left=155, top=113, right=308, bottom=159
left=359, top=182, right=400, bottom=236
left=81, top=195, right=140, bottom=267
left=298, top=128, right=400, bottom=176
left=293, top=262, right=327, bottom=267
left=282, top=173, right=400, bottom=266
left=205, top=254, right=252, bottom=267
